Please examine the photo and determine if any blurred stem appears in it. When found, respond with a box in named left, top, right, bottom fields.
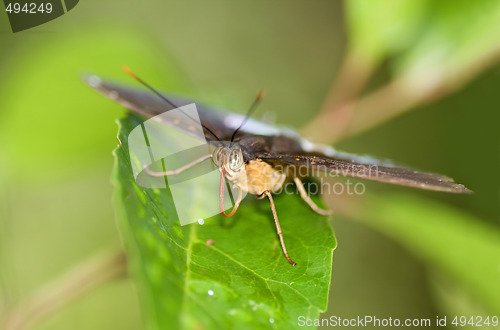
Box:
left=301, top=50, right=375, bottom=142
left=3, top=248, right=127, bottom=330
left=303, top=46, right=500, bottom=144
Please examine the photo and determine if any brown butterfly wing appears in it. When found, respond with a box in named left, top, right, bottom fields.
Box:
left=85, top=75, right=471, bottom=194
left=259, top=152, right=472, bottom=194
left=84, top=75, right=237, bottom=141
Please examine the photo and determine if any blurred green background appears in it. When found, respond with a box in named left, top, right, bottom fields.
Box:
left=1, top=0, right=499, bottom=329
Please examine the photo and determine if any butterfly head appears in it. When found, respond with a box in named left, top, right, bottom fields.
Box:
left=213, top=145, right=244, bottom=174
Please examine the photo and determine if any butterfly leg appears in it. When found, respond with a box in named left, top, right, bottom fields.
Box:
left=142, top=154, right=213, bottom=177
left=219, top=169, right=242, bottom=217
left=293, top=177, right=333, bottom=216
left=262, top=190, right=297, bottom=266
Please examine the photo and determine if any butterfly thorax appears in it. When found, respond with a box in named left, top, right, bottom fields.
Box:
left=213, top=145, right=287, bottom=195
left=241, top=159, right=287, bottom=195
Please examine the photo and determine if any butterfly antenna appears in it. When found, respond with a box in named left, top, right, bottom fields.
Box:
left=230, top=89, right=265, bottom=144
left=122, top=66, right=222, bottom=143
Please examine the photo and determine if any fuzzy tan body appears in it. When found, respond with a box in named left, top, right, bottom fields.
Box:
left=224, top=159, right=287, bottom=195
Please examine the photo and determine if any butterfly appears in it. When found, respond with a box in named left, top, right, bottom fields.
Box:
left=85, top=68, right=471, bottom=266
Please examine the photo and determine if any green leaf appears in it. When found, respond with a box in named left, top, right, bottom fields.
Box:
left=345, top=0, right=428, bottom=65
left=395, top=0, right=500, bottom=77
left=345, top=0, right=500, bottom=80
left=352, top=192, right=500, bottom=314
left=113, top=114, right=336, bottom=329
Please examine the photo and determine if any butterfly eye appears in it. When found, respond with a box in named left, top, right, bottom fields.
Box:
left=229, top=149, right=243, bottom=171
left=213, top=147, right=224, bottom=166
